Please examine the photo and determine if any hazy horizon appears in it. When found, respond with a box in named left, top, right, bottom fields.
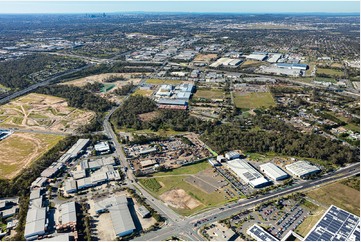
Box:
left=0, top=1, right=359, bottom=14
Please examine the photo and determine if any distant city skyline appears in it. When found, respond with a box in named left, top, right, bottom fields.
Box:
left=0, top=1, right=359, bottom=14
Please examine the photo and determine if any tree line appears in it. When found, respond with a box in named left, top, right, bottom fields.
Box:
left=0, top=54, right=85, bottom=89
left=111, top=95, right=211, bottom=132
left=202, top=115, right=359, bottom=167
left=36, top=85, right=114, bottom=113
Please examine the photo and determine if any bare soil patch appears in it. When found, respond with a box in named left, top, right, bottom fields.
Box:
left=160, top=189, right=202, bottom=210
left=0, top=93, right=95, bottom=133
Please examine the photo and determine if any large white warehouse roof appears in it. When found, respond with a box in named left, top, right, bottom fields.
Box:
left=259, top=162, right=289, bottom=181
left=227, top=159, right=270, bottom=188
left=285, top=160, right=320, bottom=178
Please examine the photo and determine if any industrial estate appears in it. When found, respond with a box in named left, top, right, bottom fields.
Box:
left=0, top=2, right=360, bottom=242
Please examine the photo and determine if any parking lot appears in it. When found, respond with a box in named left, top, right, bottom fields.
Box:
left=215, top=167, right=254, bottom=196
left=226, top=196, right=311, bottom=240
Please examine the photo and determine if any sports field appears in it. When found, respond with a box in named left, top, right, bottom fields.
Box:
left=0, top=93, right=94, bottom=133
left=0, top=132, right=64, bottom=179
left=139, top=162, right=239, bottom=216
left=233, top=92, right=276, bottom=109
left=193, top=89, right=224, bottom=99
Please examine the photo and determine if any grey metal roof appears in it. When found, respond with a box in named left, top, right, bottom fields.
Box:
left=66, top=139, right=90, bottom=158
left=24, top=207, right=47, bottom=238
left=109, top=204, right=135, bottom=236
left=59, top=201, right=77, bottom=224
left=285, top=160, right=320, bottom=177
left=158, top=98, right=187, bottom=106
left=259, top=163, right=289, bottom=181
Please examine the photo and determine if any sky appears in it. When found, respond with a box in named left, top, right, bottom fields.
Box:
left=0, top=1, right=359, bottom=14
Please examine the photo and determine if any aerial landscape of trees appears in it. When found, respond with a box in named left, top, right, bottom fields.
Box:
left=0, top=54, right=85, bottom=89
left=111, top=95, right=211, bottom=132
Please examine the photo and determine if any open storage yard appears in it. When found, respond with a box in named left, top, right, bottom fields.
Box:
left=0, top=132, right=64, bottom=179
left=0, top=93, right=95, bottom=133
left=233, top=91, right=276, bottom=109
left=139, top=162, right=240, bottom=216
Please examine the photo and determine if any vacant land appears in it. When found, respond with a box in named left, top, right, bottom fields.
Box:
left=341, top=176, right=360, bottom=191
left=62, top=73, right=144, bottom=87
left=296, top=201, right=326, bottom=237
left=140, top=178, right=162, bottom=192
left=193, top=89, right=224, bottom=99
left=0, top=93, right=94, bottom=133
left=0, top=132, right=64, bottom=179
left=139, top=162, right=235, bottom=216
left=233, top=92, right=276, bottom=109
left=152, top=161, right=211, bottom=177
left=145, top=79, right=183, bottom=85
left=240, top=60, right=264, bottom=68
left=317, top=68, right=344, bottom=77
left=306, top=181, right=360, bottom=215
left=193, top=53, right=217, bottom=63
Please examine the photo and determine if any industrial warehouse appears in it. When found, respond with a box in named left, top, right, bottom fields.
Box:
left=226, top=159, right=270, bottom=188
left=154, top=83, right=194, bottom=109
left=285, top=160, right=321, bottom=179
left=304, top=205, right=360, bottom=241
left=247, top=224, right=279, bottom=241
left=94, top=196, right=136, bottom=237
left=259, top=163, right=289, bottom=181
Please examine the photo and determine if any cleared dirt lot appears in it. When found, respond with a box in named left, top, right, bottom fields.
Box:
left=193, top=54, right=218, bottom=63
left=0, top=132, right=64, bottom=179
left=61, top=73, right=145, bottom=87
left=0, top=93, right=94, bottom=133
left=160, top=189, right=202, bottom=210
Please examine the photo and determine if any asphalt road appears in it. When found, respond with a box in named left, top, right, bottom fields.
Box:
left=0, top=64, right=94, bottom=105
left=102, top=93, right=182, bottom=223
left=133, top=163, right=360, bottom=241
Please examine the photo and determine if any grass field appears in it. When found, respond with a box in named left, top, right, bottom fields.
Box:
left=140, top=178, right=162, bottom=192
left=341, top=175, right=360, bottom=191
left=132, top=89, right=154, bottom=96
left=317, top=68, right=344, bottom=77
left=0, top=132, right=64, bottom=179
left=306, top=181, right=360, bottom=215
left=233, top=92, right=276, bottom=109
left=145, top=79, right=183, bottom=85
left=152, top=161, right=211, bottom=177
left=296, top=201, right=326, bottom=237
left=139, top=162, right=236, bottom=216
left=0, top=93, right=95, bottom=133
left=314, top=77, right=337, bottom=83
left=193, top=89, right=224, bottom=99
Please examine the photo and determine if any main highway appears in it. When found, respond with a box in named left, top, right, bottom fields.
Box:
left=1, top=50, right=359, bottom=241
left=133, top=163, right=360, bottom=241
left=99, top=69, right=360, bottom=241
